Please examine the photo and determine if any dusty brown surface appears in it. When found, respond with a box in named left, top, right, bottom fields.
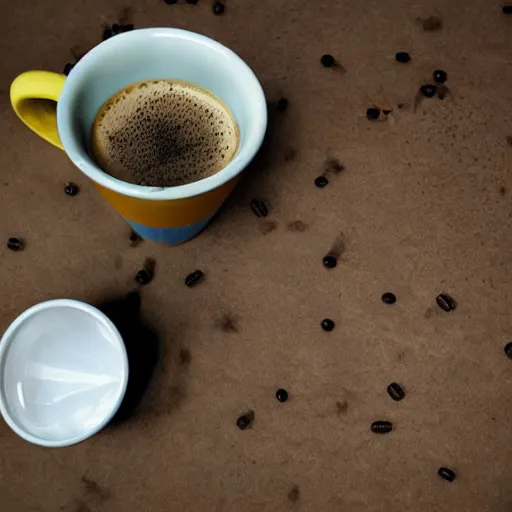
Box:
left=1, top=1, right=512, bottom=511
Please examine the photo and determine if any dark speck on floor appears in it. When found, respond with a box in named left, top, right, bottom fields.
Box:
left=421, top=16, right=443, bottom=31
left=179, top=348, right=192, bottom=366
left=287, top=220, right=307, bottom=232
left=218, top=314, right=238, bottom=333
left=336, top=400, right=349, bottom=415
left=288, top=485, right=300, bottom=502
left=260, top=220, right=278, bottom=235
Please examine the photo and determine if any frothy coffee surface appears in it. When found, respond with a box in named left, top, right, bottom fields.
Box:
left=91, top=79, right=239, bottom=187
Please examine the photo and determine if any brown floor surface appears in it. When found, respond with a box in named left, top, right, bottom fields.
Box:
left=1, top=1, right=512, bottom=511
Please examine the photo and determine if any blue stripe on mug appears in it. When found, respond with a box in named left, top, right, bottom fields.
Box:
left=126, top=212, right=216, bottom=244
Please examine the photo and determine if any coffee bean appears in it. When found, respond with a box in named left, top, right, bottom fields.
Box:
left=7, top=237, right=24, bottom=252
left=213, top=1, right=225, bottom=15
left=381, top=292, right=396, bottom=305
left=314, top=176, right=329, bottom=188
left=382, top=109, right=392, bottom=115
left=185, top=269, right=204, bottom=287
left=276, top=98, right=288, bottom=112
left=64, top=182, right=79, bottom=196
left=112, top=23, right=121, bottom=35
left=436, top=293, right=456, bottom=312
left=250, top=199, right=268, bottom=218
left=503, top=342, right=512, bottom=359
left=395, top=51, right=411, bottom=63
left=320, top=54, right=335, bottom=68
left=322, top=255, right=337, bottom=268
left=63, top=63, right=74, bottom=76
left=129, top=230, right=142, bottom=247
left=120, top=24, right=135, bottom=32
left=420, top=84, right=437, bottom=98
left=387, top=382, right=405, bottom=401
left=433, top=69, right=447, bottom=84
left=186, top=0, right=199, bottom=3
left=276, top=389, right=288, bottom=402
left=164, top=0, right=178, bottom=3
left=102, top=27, right=113, bottom=40
left=437, top=467, right=456, bottom=482
left=371, top=421, right=393, bottom=434
left=236, top=410, right=254, bottom=430
left=135, top=258, right=155, bottom=285
left=502, top=5, right=512, bottom=13
left=321, top=319, right=335, bottom=332
left=366, top=107, right=381, bottom=120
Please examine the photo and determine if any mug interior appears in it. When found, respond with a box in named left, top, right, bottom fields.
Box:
left=57, top=28, right=267, bottom=199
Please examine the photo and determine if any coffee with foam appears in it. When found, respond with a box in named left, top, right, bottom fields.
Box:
left=91, top=79, right=239, bottom=187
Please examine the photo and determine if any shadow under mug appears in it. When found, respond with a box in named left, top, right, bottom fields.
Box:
left=10, top=28, right=267, bottom=244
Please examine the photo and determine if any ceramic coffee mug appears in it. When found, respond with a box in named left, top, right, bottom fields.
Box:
left=10, top=28, right=267, bottom=244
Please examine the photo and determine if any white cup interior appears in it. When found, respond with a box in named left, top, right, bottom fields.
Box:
left=57, top=28, right=267, bottom=199
left=0, top=300, right=128, bottom=447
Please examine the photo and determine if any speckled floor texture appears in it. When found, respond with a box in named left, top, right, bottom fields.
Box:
left=1, top=1, right=512, bottom=511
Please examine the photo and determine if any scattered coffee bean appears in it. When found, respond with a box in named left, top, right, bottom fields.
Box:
left=185, top=269, right=204, bottom=287
left=322, top=255, right=337, bottom=268
left=321, top=319, right=335, bottom=332
left=366, top=107, right=381, bottom=120
left=437, top=467, right=456, bottom=482
left=436, top=293, right=456, bottom=312
left=112, top=23, right=121, bottom=35
left=276, top=98, right=288, bottom=112
left=186, top=0, right=199, bottom=3
left=314, top=176, right=329, bottom=188
left=102, top=27, right=113, bottom=40
left=120, top=24, right=135, bottom=32
left=213, top=1, right=225, bottom=15
left=164, top=0, right=178, bottom=3
left=504, top=342, right=512, bottom=359
left=502, top=5, right=512, bottom=14
left=387, top=382, right=405, bottom=401
left=395, top=51, right=411, bottom=63
left=64, top=182, right=79, bottom=196
left=236, top=410, right=254, bottom=430
left=250, top=199, right=269, bottom=218
left=381, top=292, right=396, bottom=305
left=135, top=258, right=155, bottom=285
left=276, top=389, right=288, bottom=402
left=129, top=230, right=142, bottom=247
left=371, top=420, right=393, bottom=434
left=420, top=84, right=437, bottom=98
left=320, top=54, right=336, bottom=68
left=382, top=109, right=392, bottom=115
left=433, top=69, right=447, bottom=84
left=7, top=237, right=24, bottom=252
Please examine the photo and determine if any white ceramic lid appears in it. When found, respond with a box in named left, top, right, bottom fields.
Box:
left=0, top=299, right=128, bottom=447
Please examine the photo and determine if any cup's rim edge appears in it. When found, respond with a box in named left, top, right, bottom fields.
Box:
left=57, top=27, right=268, bottom=201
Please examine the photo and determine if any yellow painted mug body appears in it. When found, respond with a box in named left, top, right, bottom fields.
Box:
left=10, top=29, right=267, bottom=243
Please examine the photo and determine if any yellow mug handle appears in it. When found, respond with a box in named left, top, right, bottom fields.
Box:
left=10, top=71, right=67, bottom=150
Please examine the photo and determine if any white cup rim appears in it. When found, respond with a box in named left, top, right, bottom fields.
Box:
left=57, top=28, right=267, bottom=201
left=0, top=299, right=129, bottom=447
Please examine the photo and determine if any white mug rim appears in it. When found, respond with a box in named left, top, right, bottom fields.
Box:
left=57, top=28, right=267, bottom=201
